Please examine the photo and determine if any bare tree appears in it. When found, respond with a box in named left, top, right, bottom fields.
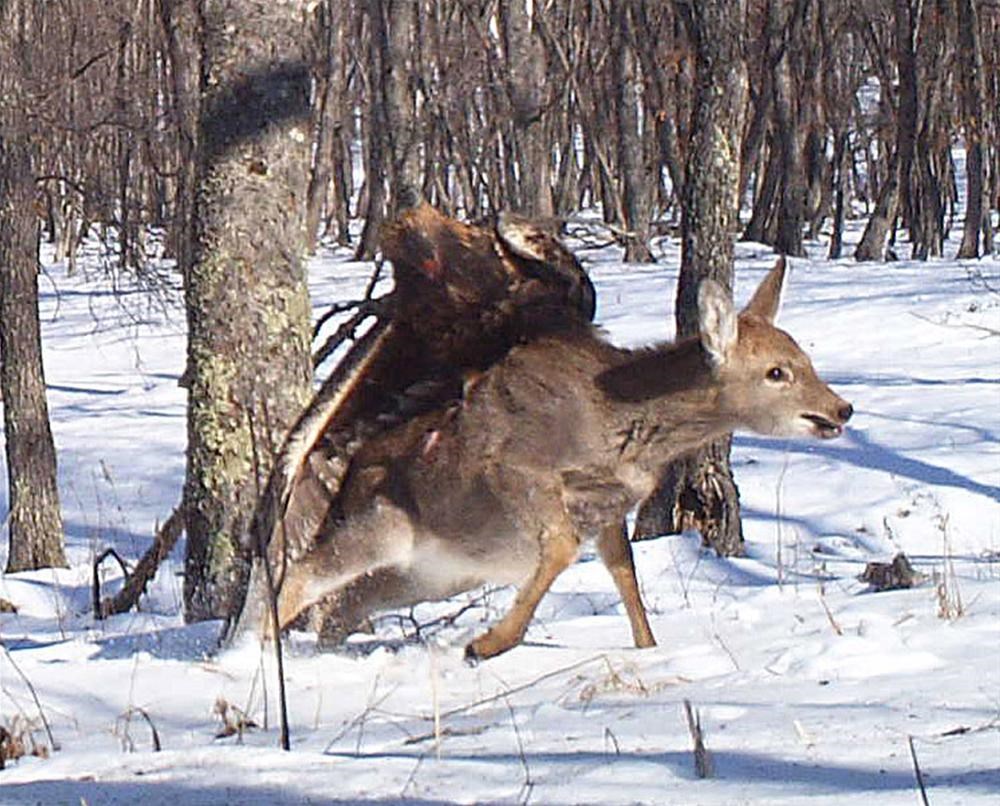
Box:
left=636, top=0, right=748, bottom=556
left=503, top=0, right=553, bottom=217
left=614, top=1, right=655, bottom=262
left=181, top=0, right=315, bottom=621
left=0, top=1, right=66, bottom=572
left=305, top=0, right=351, bottom=251
left=955, top=0, right=988, bottom=258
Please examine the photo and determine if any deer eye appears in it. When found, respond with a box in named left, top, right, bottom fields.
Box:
left=766, top=366, right=787, bottom=382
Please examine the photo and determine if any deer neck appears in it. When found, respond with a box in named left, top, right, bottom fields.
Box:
left=613, top=387, right=732, bottom=465
left=596, top=337, right=736, bottom=480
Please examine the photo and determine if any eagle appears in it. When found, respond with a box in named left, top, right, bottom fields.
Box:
left=230, top=202, right=596, bottom=641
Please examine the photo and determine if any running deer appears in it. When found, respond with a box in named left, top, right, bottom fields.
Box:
left=236, top=260, right=852, bottom=660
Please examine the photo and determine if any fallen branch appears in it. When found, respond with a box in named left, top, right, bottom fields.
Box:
left=98, top=506, right=184, bottom=619
left=92, top=548, right=129, bottom=616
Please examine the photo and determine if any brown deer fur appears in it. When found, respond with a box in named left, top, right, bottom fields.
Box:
left=236, top=259, right=852, bottom=660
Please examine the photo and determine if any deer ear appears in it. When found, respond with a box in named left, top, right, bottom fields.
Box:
left=742, top=256, right=787, bottom=323
left=698, top=279, right=737, bottom=367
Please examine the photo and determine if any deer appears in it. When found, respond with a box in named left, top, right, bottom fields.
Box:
left=233, top=259, right=852, bottom=661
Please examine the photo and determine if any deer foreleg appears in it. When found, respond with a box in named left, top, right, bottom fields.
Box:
left=561, top=469, right=656, bottom=650
left=596, top=522, right=656, bottom=648
left=464, top=527, right=578, bottom=662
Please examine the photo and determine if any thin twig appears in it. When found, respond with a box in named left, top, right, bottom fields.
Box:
left=121, top=706, right=162, bottom=752
left=908, top=735, right=931, bottom=806
left=909, top=310, right=1000, bottom=338
left=249, top=404, right=291, bottom=752
left=0, top=643, right=58, bottom=752
left=429, top=647, right=442, bottom=760
left=323, top=673, right=393, bottom=751
left=818, top=590, right=844, bottom=636
left=93, top=548, right=130, bottom=617
left=311, top=297, right=388, bottom=369
left=438, top=654, right=607, bottom=720
left=502, top=693, right=534, bottom=805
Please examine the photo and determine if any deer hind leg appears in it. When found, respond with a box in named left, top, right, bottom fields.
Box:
left=596, top=522, right=656, bottom=648
left=311, top=566, right=423, bottom=647
left=271, top=496, right=416, bottom=637
left=464, top=525, right=579, bottom=662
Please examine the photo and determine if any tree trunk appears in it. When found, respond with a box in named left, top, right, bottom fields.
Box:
left=614, top=2, right=654, bottom=262
left=503, top=0, right=552, bottom=216
left=855, top=150, right=901, bottom=260
left=379, top=0, right=422, bottom=210
left=857, top=0, right=918, bottom=261
left=828, top=128, right=849, bottom=259
left=160, top=0, right=201, bottom=292
left=956, top=0, right=987, bottom=258
left=183, top=0, right=314, bottom=622
left=305, top=0, right=347, bottom=253
left=0, top=133, right=66, bottom=572
left=355, top=5, right=388, bottom=260
left=636, top=0, right=747, bottom=557
left=770, top=0, right=806, bottom=258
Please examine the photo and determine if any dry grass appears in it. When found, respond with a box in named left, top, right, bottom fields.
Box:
left=0, top=716, right=50, bottom=769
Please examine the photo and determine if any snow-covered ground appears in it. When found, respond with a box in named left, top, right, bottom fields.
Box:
left=1, top=226, right=998, bottom=805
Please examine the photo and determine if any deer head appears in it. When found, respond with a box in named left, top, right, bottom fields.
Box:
left=698, top=258, right=853, bottom=440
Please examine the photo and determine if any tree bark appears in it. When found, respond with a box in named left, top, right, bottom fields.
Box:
left=855, top=150, right=901, bottom=261
left=0, top=133, right=66, bottom=572
left=305, top=0, right=348, bottom=253
left=182, top=0, right=314, bottom=621
left=503, top=0, right=552, bottom=217
left=614, top=2, right=654, bottom=262
left=380, top=0, right=422, bottom=210
left=956, top=0, right=987, bottom=258
left=770, top=0, right=807, bottom=257
left=857, top=0, right=919, bottom=261
left=636, top=0, right=747, bottom=557
left=355, top=4, right=389, bottom=260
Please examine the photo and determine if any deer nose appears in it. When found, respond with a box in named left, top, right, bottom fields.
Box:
left=838, top=403, right=854, bottom=423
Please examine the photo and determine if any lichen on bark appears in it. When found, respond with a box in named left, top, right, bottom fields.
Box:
left=182, top=0, right=314, bottom=621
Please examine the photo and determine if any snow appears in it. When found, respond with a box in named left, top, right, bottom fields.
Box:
left=1, top=227, right=998, bottom=804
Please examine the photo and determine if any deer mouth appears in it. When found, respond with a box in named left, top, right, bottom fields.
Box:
left=802, top=413, right=843, bottom=439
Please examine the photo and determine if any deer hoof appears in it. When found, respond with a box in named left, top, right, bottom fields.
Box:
left=463, top=643, right=482, bottom=667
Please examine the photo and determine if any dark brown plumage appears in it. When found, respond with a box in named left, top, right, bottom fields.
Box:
left=232, top=203, right=596, bottom=636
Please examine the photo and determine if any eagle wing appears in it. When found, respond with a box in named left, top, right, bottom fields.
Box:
left=230, top=204, right=595, bottom=637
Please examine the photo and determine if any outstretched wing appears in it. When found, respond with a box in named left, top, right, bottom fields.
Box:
left=229, top=204, right=594, bottom=637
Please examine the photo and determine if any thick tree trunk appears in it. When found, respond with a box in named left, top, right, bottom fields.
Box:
left=0, top=134, right=66, bottom=572
left=183, top=0, right=314, bottom=622
left=637, top=0, right=747, bottom=557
